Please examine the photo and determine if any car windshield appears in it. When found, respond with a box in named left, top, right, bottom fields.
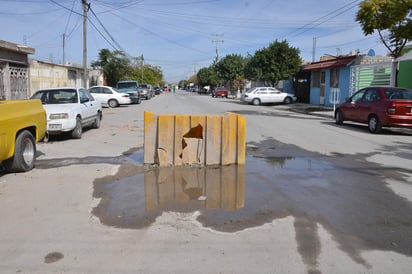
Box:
left=384, top=88, right=412, bottom=100
left=32, top=89, right=77, bottom=104
left=117, top=82, right=137, bottom=89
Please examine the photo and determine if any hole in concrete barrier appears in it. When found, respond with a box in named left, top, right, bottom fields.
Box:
left=180, top=124, right=203, bottom=159
left=183, top=124, right=203, bottom=139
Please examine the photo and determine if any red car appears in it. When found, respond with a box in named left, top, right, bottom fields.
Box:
left=335, top=86, right=412, bottom=133
left=212, top=88, right=229, bottom=98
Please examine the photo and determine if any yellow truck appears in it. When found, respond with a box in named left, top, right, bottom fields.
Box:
left=0, top=99, right=46, bottom=172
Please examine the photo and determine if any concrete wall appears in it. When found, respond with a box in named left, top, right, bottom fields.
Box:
left=144, top=112, right=246, bottom=166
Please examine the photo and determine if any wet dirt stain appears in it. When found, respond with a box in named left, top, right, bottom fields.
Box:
left=44, top=252, right=64, bottom=263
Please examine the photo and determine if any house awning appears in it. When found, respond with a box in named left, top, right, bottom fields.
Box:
left=303, top=55, right=357, bottom=70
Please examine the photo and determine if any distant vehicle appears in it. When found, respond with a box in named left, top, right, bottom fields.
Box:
left=335, top=86, right=412, bottom=133
left=154, top=85, right=162, bottom=95
left=0, top=99, right=46, bottom=172
left=89, top=86, right=131, bottom=108
left=138, top=84, right=153, bottom=100
left=240, top=87, right=297, bottom=105
left=116, top=80, right=141, bottom=104
left=163, top=86, right=170, bottom=92
left=211, top=87, right=229, bottom=98
left=30, top=87, right=102, bottom=139
left=197, top=87, right=208, bottom=94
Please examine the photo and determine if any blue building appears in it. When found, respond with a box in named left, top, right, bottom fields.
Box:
left=302, top=54, right=394, bottom=107
left=303, top=55, right=357, bottom=107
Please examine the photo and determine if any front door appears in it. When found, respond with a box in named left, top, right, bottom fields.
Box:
left=320, top=70, right=325, bottom=105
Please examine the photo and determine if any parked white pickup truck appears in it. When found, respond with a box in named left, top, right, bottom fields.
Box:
left=30, top=87, right=102, bottom=139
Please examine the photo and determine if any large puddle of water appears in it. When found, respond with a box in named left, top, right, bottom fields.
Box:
left=36, top=140, right=412, bottom=264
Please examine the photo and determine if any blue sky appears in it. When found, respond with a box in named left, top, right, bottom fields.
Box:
left=1, top=0, right=387, bottom=83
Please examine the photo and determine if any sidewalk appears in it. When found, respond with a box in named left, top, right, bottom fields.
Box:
left=286, top=103, right=335, bottom=119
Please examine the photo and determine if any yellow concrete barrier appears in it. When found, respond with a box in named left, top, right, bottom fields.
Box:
left=144, top=111, right=246, bottom=166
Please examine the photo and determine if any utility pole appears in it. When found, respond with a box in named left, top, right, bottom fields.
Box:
left=312, top=37, right=317, bottom=62
left=211, top=34, right=224, bottom=62
left=140, top=54, right=144, bottom=83
left=62, top=33, right=66, bottom=65
left=82, top=0, right=88, bottom=88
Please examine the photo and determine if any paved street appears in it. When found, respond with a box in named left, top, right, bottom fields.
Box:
left=1, top=90, right=411, bottom=274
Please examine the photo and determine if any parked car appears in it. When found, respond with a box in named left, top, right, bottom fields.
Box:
left=30, top=87, right=102, bottom=139
left=139, top=84, right=153, bottom=100
left=197, top=86, right=209, bottom=94
left=240, top=87, right=297, bottom=105
left=335, top=86, right=412, bottom=133
left=89, top=86, right=131, bottom=108
left=116, top=80, right=141, bottom=104
left=154, top=85, right=162, bottom=95
left=212, top=87, right=229, bottom=98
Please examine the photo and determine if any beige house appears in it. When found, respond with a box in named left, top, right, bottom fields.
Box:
left=1, top=39, right=104, bottom=99
left=0, top=40, right=34, bottom=99
left=29, top=60, right=104, bottom=95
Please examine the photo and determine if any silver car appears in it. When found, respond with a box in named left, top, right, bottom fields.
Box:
left=240, top=87, right=297, bottom=105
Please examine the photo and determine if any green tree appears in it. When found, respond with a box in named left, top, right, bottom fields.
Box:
left=215, top=54, right=246, bottom=89
left=244, top=40, right=301, bottom=86
left=91, top=49, right=130, bottom=87
left=129, top=65, right=163, bottom=86
left=197, top=65, right=218, bottom=88
left=356, top=0, right=412, bottom=58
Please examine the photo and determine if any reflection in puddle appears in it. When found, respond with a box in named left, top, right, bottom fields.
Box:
left=145, top=165, right=244, bottom=212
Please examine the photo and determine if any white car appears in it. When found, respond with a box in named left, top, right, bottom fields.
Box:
left=30, top=87, right=102, bottom=139
left=240, top=87, right=297, bottom=105
left=89, top=85, right=131, bottom=108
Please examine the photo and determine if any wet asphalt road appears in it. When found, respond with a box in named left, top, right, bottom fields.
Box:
left=1, top=90, right=411, bottom=273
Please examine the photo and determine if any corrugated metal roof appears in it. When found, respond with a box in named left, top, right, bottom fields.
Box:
left=303, top=55, right=357, bottom=70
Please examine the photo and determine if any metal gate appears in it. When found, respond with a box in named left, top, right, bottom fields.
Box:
left=350, top=62, right=395, bottom=96
left=0, top=63, right=29, bottom=100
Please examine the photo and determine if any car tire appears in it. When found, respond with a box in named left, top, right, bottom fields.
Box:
left=3, top=130, right=36, bottom=172
left=335, top=110, right=344, bottom=125
left=252, top=98, right=260, bottom=106
left=93, top=112, right=102, bottom=129
left=283, top=97, right=293, bottom=104
left=368, top=115, right=382, bottom=134
left=108, top=99, right=118, bottom=108
left=71, top=117, right=82, bottom=139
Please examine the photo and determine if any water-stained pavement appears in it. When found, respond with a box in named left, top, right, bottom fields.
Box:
left=35, top=138, right=412, bottom=270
